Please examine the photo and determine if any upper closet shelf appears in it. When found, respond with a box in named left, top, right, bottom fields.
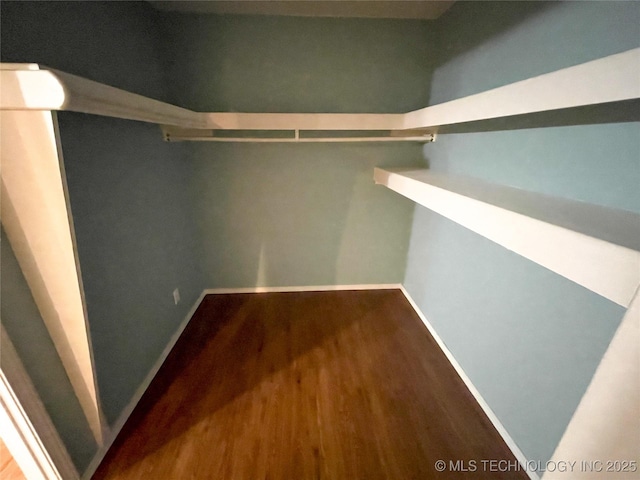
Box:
left=0, top=63, right=208, bottom=129
left=401, top=47, right=640, bottom=130
left=1, top=47, right=638, bottom=142
left=374, top=168, right=640, bottom=308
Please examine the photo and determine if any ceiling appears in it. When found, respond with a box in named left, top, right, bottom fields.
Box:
left=147, top=1, right=455, bottom=20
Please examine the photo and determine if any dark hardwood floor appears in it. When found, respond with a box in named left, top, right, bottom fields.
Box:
left=93, top=289, right=528, bottom=479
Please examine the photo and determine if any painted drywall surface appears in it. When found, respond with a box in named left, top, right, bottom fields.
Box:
left=0, top=1, right=169, bottom=101
left=404, top=0, right=638, bottom=471
left=427, top=0, right=640, bottom=213
left=431, top=1, right=640, bottom=105
left=1, top=228, right=97, bottom=472
left=404, top=208, right=625, bottom=466
left=58, top=113, right=205, bottom=425
left=423, top=123, right=640, bottom=214
left=192, top=142, right=421, bottom=288
left=1, top=1, right=205, bottom=427
left=159, top=14, right=434, bottom=112
left=161, top=14, right=433, bottom=288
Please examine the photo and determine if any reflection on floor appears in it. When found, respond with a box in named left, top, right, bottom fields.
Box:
left=93, top=289, right=527, bottom=479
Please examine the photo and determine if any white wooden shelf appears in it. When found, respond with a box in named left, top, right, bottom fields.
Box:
left=374, top=168, right=640, bottom=308
left=0, top=64, right=208, bottom=129
left=1, top=47, right=638, bottom=141
left=1, top=106, right=105, bottom=444
left=402, top=48, right=640, bottom=130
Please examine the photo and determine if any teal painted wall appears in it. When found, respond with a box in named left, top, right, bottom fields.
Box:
left=428, top=0, right=640, bottom=212
left=160, top=14, right=434, bottom=112
left=2, top=1, right=637, bottom=474
left=404, top=0, right=639, bottom=470
left=191, top=143, right=421, bottom=287
left=1, top=229, right=97, bottom=472
left=58, top=114, right=205, bottom=425
left=1, top=0, right=205, bottom=434
left=161, top=14, right=434, bottom=287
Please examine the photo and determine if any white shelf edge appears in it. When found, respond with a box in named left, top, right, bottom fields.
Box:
left=1, top=109, right=105, bottom=444
left=1, top=326, right=79, bottom=480
left=545, top=287, right=640, bottom=479
left=202, top=112, right=404, bottom=130
left=403, top=47, right=640, bottom=130
left=1, top=47, right=638, bottom=136
left=374, top=168, right=640, bottom=307
left=0, top=67, right=209, bottom=129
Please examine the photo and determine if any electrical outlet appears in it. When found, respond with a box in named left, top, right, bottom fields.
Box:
left=173, top=288, right=180, bottom=305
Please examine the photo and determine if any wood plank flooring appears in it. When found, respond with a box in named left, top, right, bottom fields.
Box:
left=0, top=437, right=26, bottom=480
left=93, top=290, right=528, bottom=479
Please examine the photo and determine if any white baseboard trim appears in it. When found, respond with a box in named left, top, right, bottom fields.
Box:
left=204, top=284, right=402, bottom=294
left=81, top=290, right=207, bottom=480
left=82, top=285, right=401, bottom=478
left=84, top=284, right=534, bottom=479
left=399, top=285, right=539, bottom=480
